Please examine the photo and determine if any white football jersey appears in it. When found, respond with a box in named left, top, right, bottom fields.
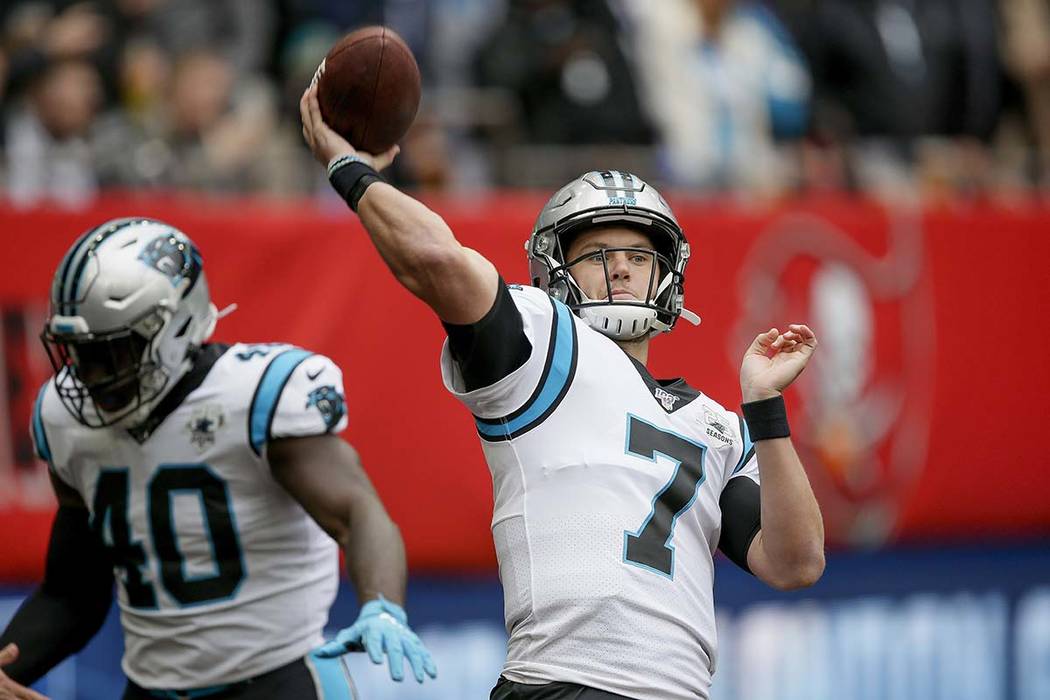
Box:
left=31, top=342, right=348, bottom=690
left=441, top=286, right=759, bottom=700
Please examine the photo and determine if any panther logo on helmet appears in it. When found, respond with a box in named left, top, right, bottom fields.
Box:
left=138, top=233, right=203, bottom=290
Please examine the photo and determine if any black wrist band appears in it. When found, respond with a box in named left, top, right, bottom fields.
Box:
left=328, top=156, right=384, bottom=212
left=742, top=395, right=791, bottom=441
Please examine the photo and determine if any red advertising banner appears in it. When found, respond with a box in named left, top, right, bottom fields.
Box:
left=1, top=194, right=1048, bottom=580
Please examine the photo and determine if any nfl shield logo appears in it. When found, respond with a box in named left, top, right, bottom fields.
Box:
left=654, top=387, right=679, bottom=412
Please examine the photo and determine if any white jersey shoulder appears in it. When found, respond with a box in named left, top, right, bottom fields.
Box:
left=30, top=342, right=345, bottom=690
left=230, top=342, right=349, bottom=453
left=440, top=284, right=573, bottom=435
left=34, top=342, right=349, bottom=480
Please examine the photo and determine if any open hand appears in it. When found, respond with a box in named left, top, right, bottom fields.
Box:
left=740, top=324, right=818, bottom=402
left=312, top=597, right=437, bottom=684
left=299, top=83, right=399, bottom=172
left=0, top=645, right=48, bottom=700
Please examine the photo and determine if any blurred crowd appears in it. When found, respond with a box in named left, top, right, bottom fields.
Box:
left=1, top=0, right=1049, bottom=205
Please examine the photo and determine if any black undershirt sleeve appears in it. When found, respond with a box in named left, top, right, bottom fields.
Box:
left=442, top=278, right=533, bottom=392
left=0, top=505, right=114, bottom=685
left=718, top=476, right=762, bottom=574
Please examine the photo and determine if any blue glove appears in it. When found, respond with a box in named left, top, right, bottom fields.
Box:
left=313, top=595, right=438, bottom=683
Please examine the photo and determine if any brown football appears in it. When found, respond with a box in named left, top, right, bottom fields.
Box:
left=314, top=26, right=421, bottom=154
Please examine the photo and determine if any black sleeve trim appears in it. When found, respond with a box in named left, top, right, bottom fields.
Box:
left=442, top=278, right=532, bottom=392
left=718, top=477, right=762, bottom=574
left=0, top=507, right=113, bottom=685
left=474, top=296, right=578, bottom=442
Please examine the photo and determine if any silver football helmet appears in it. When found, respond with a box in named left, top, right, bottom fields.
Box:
left=41, top=218, right=218, bottom=428
left=527, top=170, right=700, bottom=340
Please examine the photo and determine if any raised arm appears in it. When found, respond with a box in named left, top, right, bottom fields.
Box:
left=740, top=325, right=826, bottom=591
left=0, top=473, right=113, bottom=694
left=300, top=84, right=498, bottom=324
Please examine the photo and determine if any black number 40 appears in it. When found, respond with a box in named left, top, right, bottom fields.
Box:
left=92, top=464, right=245, bottom=608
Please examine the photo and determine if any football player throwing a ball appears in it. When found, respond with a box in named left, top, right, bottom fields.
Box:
left=302, top=81, right=824, bottom=700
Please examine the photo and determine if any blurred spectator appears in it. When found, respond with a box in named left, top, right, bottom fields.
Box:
left=389, top=108, right=454, bottom=192
left=104, top=0, right=275, bottom=77
left=1, top=0, right=275, bottom=103
left=93, top=48, right=280, bottom=194
left=1, top=0, right=1047, bottom=199
left=270, top=19, right=344, bottom=194
left=1000, top=0, right=1050, bottom=187
left=2, top=57, right=103, bottom=206
left=118, top=37, right=170, bottom=128
left=1, top=2, right=109, bottom=98
left=275, top=19, right=340, bottom=121
left=474, top=0, right=653, bottom=145
left=279, top=0, right=384, bottom=40
left=623, top=0, right=810, bottom=193
left=429, top=0, right=507, bottom=91
left=796, top=0, right=1002, bottom=195
left=278, top=0, right=431, bottom=81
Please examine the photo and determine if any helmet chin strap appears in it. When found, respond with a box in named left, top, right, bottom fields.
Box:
left=651, top=273, right=701, bottom=327
left=680, top=308, right=702, bottom=326
left=215, top=302, right=237, bottom=320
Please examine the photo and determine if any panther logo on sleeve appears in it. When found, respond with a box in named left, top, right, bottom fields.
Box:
left=306, top=385, right=345, bottom=430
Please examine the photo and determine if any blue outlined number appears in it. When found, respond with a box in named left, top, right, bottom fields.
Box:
left=92, top=464, right=245, bottom=608
left=92, top=469, right=157, bottom=608
left=149, top=465, right=245, bottom=605
left=623, top=415, right=707, bottom=578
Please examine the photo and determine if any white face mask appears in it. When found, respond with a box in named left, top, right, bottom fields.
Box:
left=566, top=253, right=700, bottom=341
left=578, top=296, right=662, bottom=340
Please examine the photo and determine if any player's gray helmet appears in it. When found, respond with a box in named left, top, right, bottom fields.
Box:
left=41, top=218, right=219, bottom=428
left=527, top=171, right=700, bottom=340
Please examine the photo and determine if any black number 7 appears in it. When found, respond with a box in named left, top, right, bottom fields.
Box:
left=623, top=414, right=707, bottom=578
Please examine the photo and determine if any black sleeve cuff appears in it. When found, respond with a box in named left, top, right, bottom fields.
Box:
left=0, top=506, right=113, bottom=684
left=442, top=278, right=532, bottom=392
left=328, top=156, right=385, bottom=212
left=742, top=394, right=791, bottom=441
left=718, top=476, right=762, bottom=574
